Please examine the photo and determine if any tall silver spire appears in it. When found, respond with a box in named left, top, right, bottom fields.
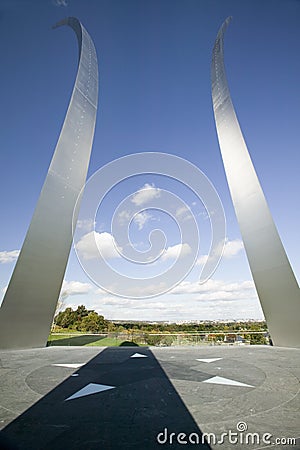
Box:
left=0, top=18, right=98, bottom=349
left=211, top=17, right=300, bottom=347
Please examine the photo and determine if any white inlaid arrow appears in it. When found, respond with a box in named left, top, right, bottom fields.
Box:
left=52, top=363, right=84, bottom=369
left=202, top=376, right=254, bottom=388
left=65, top=383, right=115, bottom=401
left=196, top=358, right=223, bottom=363
left=130, top=353, right=148, bottom=358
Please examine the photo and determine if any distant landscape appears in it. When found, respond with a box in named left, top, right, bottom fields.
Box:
left=48, top=305, right=270, bottom=347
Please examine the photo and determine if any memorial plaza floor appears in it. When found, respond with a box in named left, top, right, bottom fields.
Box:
left=0, top=345, right=299, bottom=449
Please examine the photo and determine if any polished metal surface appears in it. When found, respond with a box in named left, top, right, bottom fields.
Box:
left=0, top=17, right=98, bottom=349
left=211, top=17, right=300, bottom=347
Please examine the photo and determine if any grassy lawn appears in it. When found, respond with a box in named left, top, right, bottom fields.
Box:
left=47, top=334, right=142, bottom=347
left=86, top=337, right=124, bottom=346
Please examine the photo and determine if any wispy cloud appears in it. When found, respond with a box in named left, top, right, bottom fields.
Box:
left=133, top=211, right=152, bottom=230
left=53, top=0, right=68, bottom=7
left=118, top=210, right=131, bottom=225
left=175, top=206, right=192, bottom=221
left=76, top=218, right=95, bottom=233
left=0, top=250, right=20, bottom=264
left=131, top=183, right=161, bottom=206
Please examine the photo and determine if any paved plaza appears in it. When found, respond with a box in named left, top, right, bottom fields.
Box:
left=0, top=345, right=299, bottom=449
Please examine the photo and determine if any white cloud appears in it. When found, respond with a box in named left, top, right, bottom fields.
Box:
left=95, top=287, right=108, bottom=295
left=89, top=282, right=261, bottom=322
left=120, top=282, right=168, bottom=297
left=53, top=0, right=68, bottom=6
left=0, top=250, right=20, bottom=264
left=76, top=231, right=121, bottom=260
left=161, top=243, right=192, bottom=261
left=100, top=296, right=176, bottom=311
left=59, top=278, right=261, bottom=322
left=95, top=281, right=169, bottom=298
left=196, top=254, right=208, bottom=266
left=196, top=238, right=244, bottom=266
left=1, top=280, right=93, bottom=308
left=176, top=206, right=188, bottom=217
left=171, top=279, right=255, bottom=301
left=133, top=211, right=152, bottom=230
left=223, top=238, right=244, bottom=258
left=175, top=206, right=192, bottom=221
left=198, top=210, right=209, bottom=220
left=118, top=210, right=131, bottom=225
left=61, top=280, right=93, bottom=297
left=131, top=183, right=161, bottom=206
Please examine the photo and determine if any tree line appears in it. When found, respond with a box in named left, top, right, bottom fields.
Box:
left=53, top=305, right=268, bottom=336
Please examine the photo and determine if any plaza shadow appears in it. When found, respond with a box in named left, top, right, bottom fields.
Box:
left=47, top=334, right=107, bottom=346
left=0, top=347, right=211, bottom=450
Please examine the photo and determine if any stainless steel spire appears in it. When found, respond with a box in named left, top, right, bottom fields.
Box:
left=211, top=17, right=300, bottom=347
left=0, top=18, right=98, bottom=349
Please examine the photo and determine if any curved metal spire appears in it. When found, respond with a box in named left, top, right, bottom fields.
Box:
left=211, top=17, right=300, bottom=347
left=0, top=18, right=98, bottom=349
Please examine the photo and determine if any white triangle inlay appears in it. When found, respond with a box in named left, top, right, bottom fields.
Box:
left=202, top=376, right=254, bottom=388
left=196, top=358, right=223, bottom=363
left=52, top=363, right=84, bottom=369
left=131, top=353, right=148, bottom=358
left=65, top=383, right=115, bottom=401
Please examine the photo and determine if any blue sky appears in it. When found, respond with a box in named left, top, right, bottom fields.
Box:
left=0, top=0, right=299, bottom=321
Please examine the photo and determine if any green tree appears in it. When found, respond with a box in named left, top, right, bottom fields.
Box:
left=55, top=307, right=77, bottom=328
left=79, top=312, right=108, bottom=333
left=145, top=334, right=163, bottom=346
left=250, top=333, right=267, bottom=345
left=75, top=305, right=89, bottom=320
left=144, top=334, right=175, bottom=346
